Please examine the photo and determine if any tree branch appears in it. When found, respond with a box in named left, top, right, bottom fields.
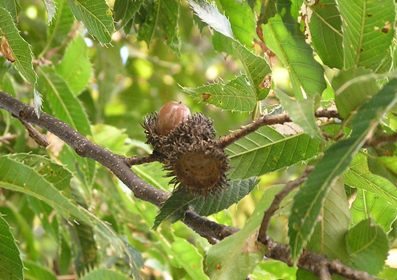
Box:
left=265, top=239, right=378, bottom=280
left=257, top=167, right=314, bottom=245
left=124, top=153, right=160, bottom=167
left=0, top=92, right=379, bottom=280
left=217, top=109, right=340, bottom=148
left=19, top=119, right=49, bottom=147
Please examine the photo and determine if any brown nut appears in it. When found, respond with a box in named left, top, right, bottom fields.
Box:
left=156, top=101, right=191, bottom=136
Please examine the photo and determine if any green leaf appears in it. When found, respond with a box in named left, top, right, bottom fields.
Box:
left=113, top=0, right=144, bottom=27
left=0, top=0, right=18, bottom=20
left=337, top=0, right=395, bottom=70
left=8, top=153, right=72, bottom=191
left=351, top=189, right=397, bottom=234
left=43, top=0, right=56, bottom=23
left=38, top=69, right=95, bottom=186
left=218, top=0, right=255, bottom=46
left=212, top=32, right=271, bottom=100
left=346, top=219, right=389, bottom=275
left=56, top=36, right=93, bottom=95
left=333, top=68, right=379, bottom=118
left=0, top=215, right=23, bottom=280
left=188, top=0, right=233, bottom=38
left=309, top=0, right=343, bottom=68
left=24, top=260, right=57, bottom=280
left=205, top=186, right=282, bottom=280
left=227, top=126, right=321, bottom=179
left=80, top=269, right=132, bottom=280
left=191, top=177, right=259, bottom=216
left=159, top=0, right=180, bottom=52
left=263, top=12, right=326, bottom=137
left=288, top=79, right=397, bottom=262
left=137, top=0, right=159, bottom=44
left=153, top=189, right=195, bottom=229
left=69, top=221, right=98, bottom=276
left=154, top=177, right=258, bottom=228
left=45, top=0, right=74, bottom=50
left=0, top=7, right=37, bottom=84
left=183, top=75, right=257, bottom=112
left=0, top=154, right=142, bottom=277
left=307, top=179, right=350, bottom=261
left=345, top=153, right=397, bottom=212
left=0, top=155, right=91, bottom=223
left=170, top=237, right=209, bottom=280
left=276, top=91, right=322, bottom=138
left=67, top=0, right=114, bottom=44
left=263, top=14, right=326, bottom=99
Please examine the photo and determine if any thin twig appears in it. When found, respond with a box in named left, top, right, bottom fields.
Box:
left=217, top=109, right=340, bottom=148
left=125, top=153, right=160, bottom=166
left=0, top=92, right=380, bottom=280
left=19, top=119, right=49, bottom=147
left=257, top=167, right=314, bottom=245
left=365, top=133, right=397, bottom=147
left=0, top=133, right=17, bottom=144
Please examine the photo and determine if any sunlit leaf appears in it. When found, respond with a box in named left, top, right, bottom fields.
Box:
left=188, top=0, right=233, bottom=38
left=218, top=0, right=255, bottom=46
left=43, top=0, right=56, bottom=23
left=351, top=189, right=397, bottom=234
left=56, top=36, right=92, bottom=95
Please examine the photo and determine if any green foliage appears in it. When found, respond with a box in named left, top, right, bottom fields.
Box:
left=67, top=0, right=114, bottom=44
left=154, top=177, right=258, bottom=228
left=0, top=7, right=36, bottom=84
left=56, top=36, right=93, bottom=95
left=346, top=219, right=389, bottom=275
left=227, top=127, right=320, bottom=179
left=80, top=268, right=132, bottom=280
left=309, top=0, right=343, bottom=68
left=289, top=79, right=397, bottom=262
left=0, top=215, right=23, bottom=280
left=262, top=10, right=326, bottom=137
left=205, top=186, right=281, bottom=280
left=1, top=0, right=397, bottom=279
left=338, top=0, right=395, bottom=70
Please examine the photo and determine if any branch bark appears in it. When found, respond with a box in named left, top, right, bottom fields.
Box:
left=217, top=109, right=340, bottom=147
left=0, top=92, right=379, bottom=280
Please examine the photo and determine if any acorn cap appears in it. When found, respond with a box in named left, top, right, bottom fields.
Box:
left=143, top=112, right=229, bottom=196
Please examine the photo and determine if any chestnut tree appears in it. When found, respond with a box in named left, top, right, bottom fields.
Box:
left=0, top=0, right=397, bottom=279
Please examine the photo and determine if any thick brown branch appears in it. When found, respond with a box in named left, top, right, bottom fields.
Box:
left=0, top=92, right=378, bottom=280
left=257, top=167, right=313, bottom=245
left=217, top=109, right=340, bottom=148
